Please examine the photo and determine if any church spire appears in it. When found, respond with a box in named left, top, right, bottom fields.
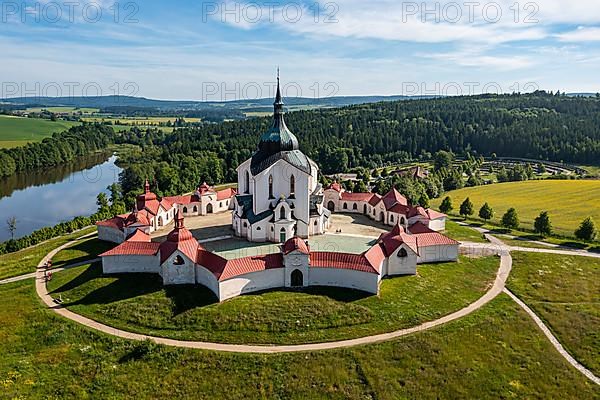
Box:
left=274, top=67, right=284, bottom=115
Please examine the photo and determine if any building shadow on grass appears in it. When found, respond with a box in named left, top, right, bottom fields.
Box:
left=241, top=286, right=372, bottom=303
left=50, top=262, right=103, bottom=294
left=58, top=265, right=163, bottom=306
left=53, top=239, right=114, bottom=268
left=164, top=284, right=219, bottom=315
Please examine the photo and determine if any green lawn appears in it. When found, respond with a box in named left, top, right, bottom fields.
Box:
left=431, top=180, right=600, bottom=237
left=0, top=115, right=79, bottom=148
left=508, top=251, right=600, bottom=375
left=1, top=280, right=597, bottom=398
left=0, top=228, right=95, bottom=280
left=48, top=256, right=499, bottom=344
left=443, top=220, right=488, bottom=243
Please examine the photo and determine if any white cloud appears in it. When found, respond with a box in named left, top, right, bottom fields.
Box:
left=556, top=26, right=600, bottom=42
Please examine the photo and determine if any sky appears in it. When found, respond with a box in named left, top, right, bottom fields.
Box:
left=1, top=0, right=600, bottom=100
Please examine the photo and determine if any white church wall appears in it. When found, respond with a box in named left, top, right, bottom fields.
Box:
left=237, top=159, right=252, bottom=195
left=160, top=251, right=196, bottom=285
left=386, top=244, right=418, bottom=276
left=102, top=254, right=160, bottom=274
left=249, top=219, right=269, bottom=242
left=283, top=251, right=310, bottom=287
left=428, top=218, right=446, bottom=232
left=308, top=268, right=380, bottom=294
left=97, top=226, right=124, bottom=244
left=219, top=268, right=285, bottom=301
left=417, top=244, right=459, bottom=264
left=195, top=265, right=221, bottom=300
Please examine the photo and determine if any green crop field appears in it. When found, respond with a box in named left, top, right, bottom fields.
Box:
left=0, top=115, right=80, bottom=148
left=25, top=106, right=99, bottom=114
left=431, top=180, right=600, bottom=237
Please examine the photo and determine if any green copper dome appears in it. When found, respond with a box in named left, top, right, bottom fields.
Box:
left=251, top=75, right=311, bottom=176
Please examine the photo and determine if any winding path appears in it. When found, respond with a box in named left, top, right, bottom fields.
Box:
left=23, top=231, right=600, bottom=385
left=33, top=240, right=512, bottom=353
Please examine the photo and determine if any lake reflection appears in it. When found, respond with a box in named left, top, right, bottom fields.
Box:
left=0, top=154, right=122, bottom=241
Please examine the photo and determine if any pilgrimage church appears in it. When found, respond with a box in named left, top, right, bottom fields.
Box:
left=96, top=76, right=460, bottom=302
left=232, top=76, right=330, bottom=243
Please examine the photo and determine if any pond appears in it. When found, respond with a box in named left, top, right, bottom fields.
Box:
left=0, top=153, right=122, bottom=242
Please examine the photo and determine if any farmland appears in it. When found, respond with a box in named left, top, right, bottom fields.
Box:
left=431, top=180, right=600, bottom=237
left=0, top=115, right=80, bottom=148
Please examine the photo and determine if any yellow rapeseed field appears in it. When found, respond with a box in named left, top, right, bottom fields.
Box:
left=431, top=180, right=600, bottom=236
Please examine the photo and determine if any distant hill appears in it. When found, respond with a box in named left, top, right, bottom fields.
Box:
left=0, top=95, right=435, bottom=112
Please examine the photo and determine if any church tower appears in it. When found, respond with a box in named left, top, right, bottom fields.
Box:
left=232, top=71, right=330, bottom=243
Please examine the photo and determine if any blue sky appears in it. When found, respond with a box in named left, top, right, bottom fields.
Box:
left=1, top=0, right=600, bottom=100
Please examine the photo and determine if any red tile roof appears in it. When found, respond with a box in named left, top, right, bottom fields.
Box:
left=382, top=188, right=408, bottom=210
left=408, top=222, right=435, bottom=234
left=426, top=209, right=447, bottom=220
left=407, top=206, right=428, bottom=218
left=363, top=244, right=386, bottom=269
left=326, top=182, right=343, bottom=192
left=163, top=195, right=199, bottom=205
left=379, top=224, right=419, bottom=256
left=126, top=229, right=151, bottom=242
left=368, top=193, right=382, bottom=206
left=100, top=241, right=160, bottom=257
left=389, top=203, right=411, bottom=215
left=159, top=213, right=200, bottom=264
left=415, top=232, right=459, bottom=247
left=220, top=254, right=283, bottom=281
left=341, top=192, right=375, bottom=202
left=216, top=187, right=237, bottom=201
left=198, top=182, right=213, bottom=195
left=197, top=250, right=283, bottom=281
left=96, top=216, right=124, bottom=230
left=283, top=237, right=310, bottom=255
left=310, top=252, right=380, bottom=274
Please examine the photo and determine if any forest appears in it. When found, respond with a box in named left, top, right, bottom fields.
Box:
left=0, top=124, right=117, bottom=178
left=114, top=92, right=600, bottom=198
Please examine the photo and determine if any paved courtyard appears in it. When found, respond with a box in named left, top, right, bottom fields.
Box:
left=151, top=211, right=386, bottom=259
left=203, top=234, right=377, bottom=259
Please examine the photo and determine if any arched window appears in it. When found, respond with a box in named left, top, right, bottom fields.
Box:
left=173, top=255, right=185, bottom=265
left=353, top=203, right=357, bottom=210
left=219, top=202, right=223, bottom=207
left=193, top=206, right=198, bottom=213
left=269, top=175, right=274, bottom=198
left=183, top=207, right=188, bottom=213
left=257, top=226, right=261, bottom=231
left=343, top=203, right=348, bottom=210
left=245, top=170, right=250, bottom=194
left=243, top=222, right=247, bottom=228
left=398, top=248, right=408, bottom=258
left=280, top=207, right=286, bottom=220
left=401, top=217, right=406, bottom=225
left=390, top=215, right=394, bottom=222
left=290, top=175, right=295, bottom=195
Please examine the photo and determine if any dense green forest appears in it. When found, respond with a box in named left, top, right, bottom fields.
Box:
left=0, top=124, right=117, bottom=178
left=115, top=92, right=600, bottom=198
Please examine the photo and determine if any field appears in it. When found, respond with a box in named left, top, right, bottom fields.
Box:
left=0, top=228, right=95, bottom=280
left=508, top=251, right=600, bottom=375
left=431, top=180, right=600, bottom=237
left=0, top=115, right=79, bottom=148
left=25, top=106, right=99, bottom=114
left=47, top=256, right=499, bottom=344
left=1, top=279, right=597, bottom=398
left=81, top=116, right=201, bottom=125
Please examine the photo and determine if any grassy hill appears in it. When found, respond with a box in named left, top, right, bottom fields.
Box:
left=0, top=115, right=79, bottom=148
left=431, top=180, right=600, bottom=237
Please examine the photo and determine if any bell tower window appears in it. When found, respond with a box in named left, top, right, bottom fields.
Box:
left=290, top=175, right=295, bottom=197
left=245, top=170, right=250, bottom=194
